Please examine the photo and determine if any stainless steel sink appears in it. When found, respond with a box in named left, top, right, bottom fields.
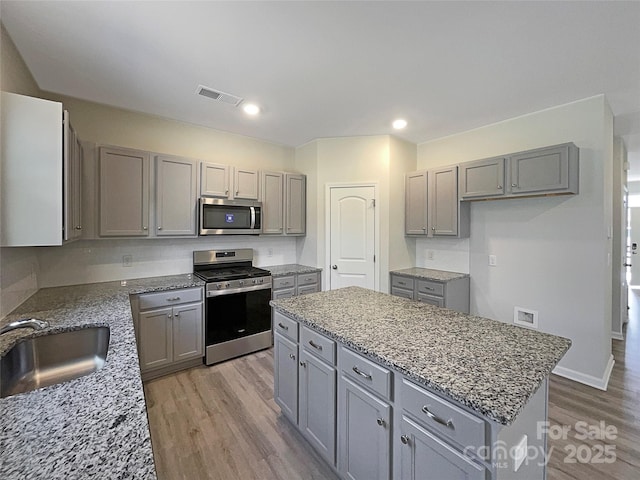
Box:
left=0, top=326, right=110, bottom=398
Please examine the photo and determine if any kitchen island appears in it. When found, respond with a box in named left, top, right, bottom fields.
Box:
left=271, top=286, right=571, bottom=480
left=0, top=274, right=204, bottom=480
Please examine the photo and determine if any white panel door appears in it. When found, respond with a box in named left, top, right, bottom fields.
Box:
left=329, top=186, right=375, bottom=290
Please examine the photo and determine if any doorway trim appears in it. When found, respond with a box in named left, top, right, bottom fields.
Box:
left=325, top=182, right=380, bottom=292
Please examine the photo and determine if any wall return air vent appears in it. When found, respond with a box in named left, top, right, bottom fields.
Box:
left=196, top=85, right=243, bottom=106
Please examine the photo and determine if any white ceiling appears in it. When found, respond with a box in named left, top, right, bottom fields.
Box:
left=2, top=1, right=640, bottom=170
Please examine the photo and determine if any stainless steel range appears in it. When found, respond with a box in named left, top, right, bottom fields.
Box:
left=193, top=249, right=272, bottom=365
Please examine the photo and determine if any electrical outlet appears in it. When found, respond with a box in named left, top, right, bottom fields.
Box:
left=122, top=255, right=133, bottom=267
left=488, top=255, right=497, bottom=266
left=514, top=307, right=539, bottom=329
left=427, top=250, right=434, bottom=260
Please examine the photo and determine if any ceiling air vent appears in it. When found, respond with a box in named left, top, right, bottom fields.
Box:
left=196, top=85, right=243, bottom=106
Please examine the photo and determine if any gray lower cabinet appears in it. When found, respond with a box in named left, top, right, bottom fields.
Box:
left=274, top=332, right=299, bottom=422
left=132, top=287, right=204, bottom=380
left=399, top=416, right=486, bottom=480
left=390, top=273, right=470, bottom=313
left=271, top=271, right=321, bottom=299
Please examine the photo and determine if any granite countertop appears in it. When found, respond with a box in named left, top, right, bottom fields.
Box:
left=390, top=267, right=469, bottom=282
left=264, top=264, right=322, bottom=277
left=271, top=286, right=570, bottom=426
left=0, top=274, right=204, bottom=480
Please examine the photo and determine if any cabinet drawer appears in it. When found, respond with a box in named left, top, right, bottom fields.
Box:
left=401, top=379, right=486, bottom=449
left=391, top=287, right=414, bottom=300
left=417, top=294, right=444, bottom=307
left=273, top=311, right=298, bottom=341
left=273, top=275, right=296, bottom=290
left=298, top=272, right=320, bottom=286
left=341, top=347, right=391, bottom=400
left=416, top=280, right=444, bottom=297
left=301, top=326, right=336, bottom=365
left=138, top=287, right=202, bottom=310
left=391, top=275, right=414, bottom=290
left=297, top=284, right=319, bottom=296
left=272, top=288, right=296, bottom=300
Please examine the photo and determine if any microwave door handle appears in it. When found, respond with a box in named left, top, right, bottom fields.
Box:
left=250, top=206, right=256, bottom=229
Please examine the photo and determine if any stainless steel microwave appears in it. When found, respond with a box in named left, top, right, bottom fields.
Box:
left=199, top=198, right=262, bottom=235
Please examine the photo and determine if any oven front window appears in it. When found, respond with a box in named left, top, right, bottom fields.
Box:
left=205, top=288, right=272, bottom=345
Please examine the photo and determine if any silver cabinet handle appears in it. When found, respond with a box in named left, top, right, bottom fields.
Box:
left=376, top=418, right=385, bottom=427
left=400, top=435, right=409, bottom=445
left=75, top=225, right=82, bottom=230
left=431, top=226, right=435, bottom=231
left=398, top=281, right=406, bottom=286
left=225, top=189, right=229, bottom=195
left=497, top=185, right=503, bottom=190
left=308, top=340, right=323, bottom=351
left=143, top=226, right=148, bottom=230
left=332, top=265, right=338, bottom=270
left=299, top=361, right=307, bottom=368
left=166, top=297, right=181, bottom=302
left=352, top=366, right=372, bottom=380
left=422, top=405, right=454, bottom=429
left=236, top=190, right=239, bottom=195
left=423, top=286, right=434, bottom=291
left=158, top=226, right=162, bottom=230
left=278, top=322, right=289, bottom=330
left=422, top=227, right=427, bottom=231
left=512, top=183, right=517, bottom=187
left=289, top=353, right=295, bottom=360
left=167, top=314, right=172, bottom=319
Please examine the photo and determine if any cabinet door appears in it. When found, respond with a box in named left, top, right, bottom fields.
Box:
left=429, top=166, right=458, bottom=236
left=200, top=162, right=229, bottom=197
left=99, top=147, right=150, bottom=236
left=260, top=171, right=284, bottom=234
left=405, top=171, right=428, bottom=235
left=63, top=119, right=82, bottom=242
left=285, top=173, right=306, bottom=235
left=73, top=137, right=83, bottom=238
left=274, top=333, right=299, bottom=423
left=138, top=307, right=173, bottom=371
left=299, top=350, right=336, bottom=465
left=338, top=376, right=391, bottom=480
left=509, top=144, right=570, bottom=195
left=459, top=157, right=505, bottom=199
left=172, top=302, right=204, bottom=362
left=233, top=167, right=259, bottom=200
left=400, top=416, right=486, bottom=480
left=156, top=155, right=197, bottom=236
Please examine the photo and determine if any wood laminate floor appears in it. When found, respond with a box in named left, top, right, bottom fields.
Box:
left=144, top=299, right=640, bottom=480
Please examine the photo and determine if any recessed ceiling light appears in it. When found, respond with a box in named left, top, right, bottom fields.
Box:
left=392, top=119, right=408, bottom=130
left=243, top=103, right=260, bottom=115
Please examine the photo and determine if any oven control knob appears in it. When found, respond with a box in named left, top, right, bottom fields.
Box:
left=225, top=282, right=230, bottom=288
left=239, top=280, right=244, bottom=286
left=252, top=279, right=257, bottom=285
left=216, top=284, right=222, bottom=290
left=259, top=278, right=264, bottom=283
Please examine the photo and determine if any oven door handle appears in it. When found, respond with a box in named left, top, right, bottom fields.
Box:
left=206, top=282, right=271, bottom=297
left=250, top=206, right=256, bottom=229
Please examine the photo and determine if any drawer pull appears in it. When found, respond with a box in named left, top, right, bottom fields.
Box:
left=278, top=322, right=289, bottom=330
left=423, top=287, right=434, bottom=291
left=422, top=405, right=454, bottom=429
left=352, top=366, right=372, bottom=380
left=289, top=353, right=295, bottom=360
left=308, top=340, right=323, bottom=351
left=398, top=281, right=406, bottom=286
left=166, top=296, right=181, bottom=302
left=400, top=435, right=410, bottom=445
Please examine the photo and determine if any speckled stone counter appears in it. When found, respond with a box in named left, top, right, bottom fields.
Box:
left=0, top=274, right=204, bottom=480
left=264, top=264, right=322, bottom=277
left=271, top=286, right=570, bottom=426
left=390, top=267, right=469, bottom=282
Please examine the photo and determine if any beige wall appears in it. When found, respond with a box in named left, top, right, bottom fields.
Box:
left=1, top=23, right=42, bottom=318
left=295, top=135, right=415, bottom=293
left=418, top=95, right=614, bottom=388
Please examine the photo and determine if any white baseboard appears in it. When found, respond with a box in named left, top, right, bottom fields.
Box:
left=611, top=331, right=624, bottom=341
left=552, top=354, right=615, bottom=391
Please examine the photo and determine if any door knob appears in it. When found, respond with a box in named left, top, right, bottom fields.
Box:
left=332, top=265, right=338, bottom=270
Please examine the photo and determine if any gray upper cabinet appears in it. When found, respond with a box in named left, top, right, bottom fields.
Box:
left=459, top=156, right=506, bottom=199
left=405, top=167, right=469, bottom=238
left=200, top=162, right=229, bottom=197
left=155, top=155, right=198, bottom=236
left=509, top=142, right=578, bottom=195
left=260, top=170, right=284, bottom=234
left=1, top=92, right=83, bottom=246
left=200, top=162, right=259, bottom=200
left=405, top=171, right=428, bottom=235
left=459, top=142, right=579, bottom=201
left=99, top=146, right=150, bottom=237
left=285, top=173, right=306, bottom=235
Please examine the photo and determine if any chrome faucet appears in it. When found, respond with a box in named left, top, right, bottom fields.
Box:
left=0, top=318, right=49, bottom=335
